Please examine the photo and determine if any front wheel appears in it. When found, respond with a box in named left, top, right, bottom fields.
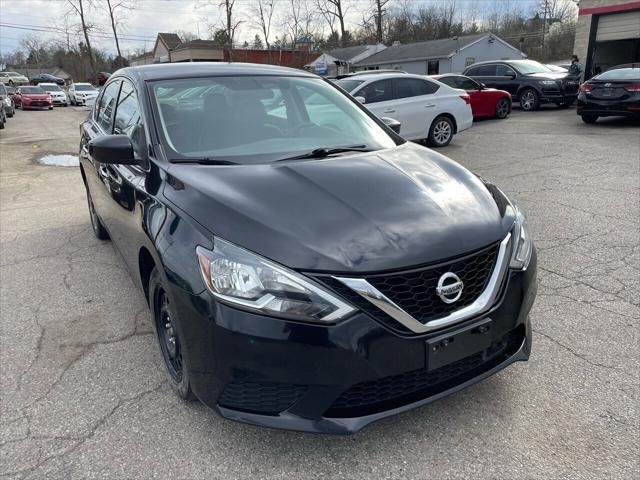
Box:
left=48, top=106, right=53, bottom=110
left=581, top=115, right=598, bottom=124
left=426, top=116, right=454, bottom=147
left=495, top=98, right=510, bottom=119
left=86, top=191, right=109, bottom=240
left=519, top=88, right=539, bottom=111
left=149, top=267, right=196, bottom=401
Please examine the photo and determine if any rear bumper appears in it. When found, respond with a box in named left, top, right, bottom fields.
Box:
left=169, top=247, right=537, bottom=434
left=577, top=95, right=640, bottom=118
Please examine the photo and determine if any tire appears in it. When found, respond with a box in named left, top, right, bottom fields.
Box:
left=581, top=115, right=598, bottom=124
left=426, top=115, right=454, bottom=147
left=519, top=88, right=539, bottom=111
left=8, top=80, right=13, bottom=86
left=48, top=106, right=53, bottom=110
left=495, top=98, right=510, bottom=119
left=0, top=119, right=4, bottom=130
left=149, top=267, right=196, bottom=401
left=86, top=190, right=110, bottom=240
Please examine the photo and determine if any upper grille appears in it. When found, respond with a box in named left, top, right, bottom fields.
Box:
left=318, top=242, right=500, bottom=335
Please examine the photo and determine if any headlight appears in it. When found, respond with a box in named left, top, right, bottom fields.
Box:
left=196, top=238, right=355, bottom=323
left=510, top=207, right=533, bottom=270
left=3, top=98, right=10, bottom=106
left=539, top=80, right=557, bottom=86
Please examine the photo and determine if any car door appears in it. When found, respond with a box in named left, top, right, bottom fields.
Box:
left=353, top=79, right=395, bottom=121
left=99, top=79, right=148, bottom=270
left=494, top=64, right=519, bottom=95
left=392, top=77, right=440, bottom=140
left=82, top=79, right=122, bottom=225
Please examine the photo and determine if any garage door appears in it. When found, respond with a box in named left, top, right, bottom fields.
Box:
left=597, top=10, right=640, bottom=42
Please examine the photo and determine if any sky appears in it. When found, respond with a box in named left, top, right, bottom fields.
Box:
left=0, top=0, right=541, bottom=57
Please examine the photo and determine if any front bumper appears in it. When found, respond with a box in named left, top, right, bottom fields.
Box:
left=51, top=98, right=68, bottom=106
left=171, top=248, right=537, bottom=434
left=23, top=101, right=52, bottom=108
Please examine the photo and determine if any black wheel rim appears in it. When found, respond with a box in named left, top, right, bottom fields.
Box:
left=155, top=289, right=183, bottom=382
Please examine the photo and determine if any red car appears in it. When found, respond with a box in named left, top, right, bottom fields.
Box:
left=433, top=74, right=512, bottom=119
left=13, top=86, right=53, bottom=110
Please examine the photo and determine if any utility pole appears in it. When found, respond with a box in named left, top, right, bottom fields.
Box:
left=541, top=0, right=548, bottom=60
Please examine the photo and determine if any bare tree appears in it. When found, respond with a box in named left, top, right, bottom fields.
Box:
left=373, top=0, right=391, bottom=43
left=104, top=0, right=135, bottom=65
left=219, top=0, right=243, bottom=60
left=316, top=0, right=348, bottom=46
left=251, top=0, right=278, bottom=50
left=66, top=0, right=97, bottom=80
left=20, top=35, right=48, bottom=72
left=282, top=0, right=315, bottom=48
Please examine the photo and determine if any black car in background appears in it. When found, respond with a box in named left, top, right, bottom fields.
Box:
left=80, top=63, right=537, bottom=433
left=30, top=73, right=65, bottom=86
left=577, top=65, right=640, bottom=123
left=464, top=59, right=579, bottom=111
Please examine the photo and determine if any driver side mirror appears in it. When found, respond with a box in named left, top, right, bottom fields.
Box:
left=507, top=73, right=516, bottom=79
left=381, top=117, right=401, bottom=134
left=89, top=134, right=139, bottom=165
left=354, top=95, right=366, bottom=104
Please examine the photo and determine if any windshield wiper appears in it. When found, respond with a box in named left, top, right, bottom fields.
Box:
left=169, top=158, right=238, bottom=165
left=277, top=145, right=372, bottom=162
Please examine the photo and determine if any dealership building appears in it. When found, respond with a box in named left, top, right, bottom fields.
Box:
left=574, top=0, right=640, bottom=78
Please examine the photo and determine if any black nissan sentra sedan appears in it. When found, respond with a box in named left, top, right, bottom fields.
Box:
left=577, top=65, right=640, bottom=124
left=79, top=63, right=537, bottom=434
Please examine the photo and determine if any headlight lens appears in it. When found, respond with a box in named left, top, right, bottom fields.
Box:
left=196, top=238, right=355, bottom=323
left=510, top=207, right=532, bottom=270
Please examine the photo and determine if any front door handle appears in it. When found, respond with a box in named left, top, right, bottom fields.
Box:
left=383, top=108, right=395, bottom=113
left=424, top=103, right=436, bottom=108
left=99, top=165, right=122, bottom=185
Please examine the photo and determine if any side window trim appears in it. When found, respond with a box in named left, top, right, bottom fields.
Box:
left=112, top=78, right=148, bottom=173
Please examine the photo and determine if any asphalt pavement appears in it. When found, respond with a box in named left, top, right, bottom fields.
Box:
left=0, top=105, right=638, bottom=479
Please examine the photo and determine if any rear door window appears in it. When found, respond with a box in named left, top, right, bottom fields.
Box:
left=395, top=78, right=439, bottom=98
left=496, top=64, right=516, bottom=76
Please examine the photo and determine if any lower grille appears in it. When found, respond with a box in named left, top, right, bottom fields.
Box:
left=218, top=380, right=306, bottom=415
left=325, top=328, right=524, bottom=418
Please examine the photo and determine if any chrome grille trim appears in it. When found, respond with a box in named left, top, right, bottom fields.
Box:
left=333, top=233, right=511, bottom=334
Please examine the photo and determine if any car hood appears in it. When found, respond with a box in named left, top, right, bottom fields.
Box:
left=23, top=94, right=50, bottom=99
left=524, top=72, right=570, bottom=80
left=163, top=142, right=515, bottom=272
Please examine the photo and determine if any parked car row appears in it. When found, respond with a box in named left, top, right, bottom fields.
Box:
left=0, top=70, right=112, bottom=87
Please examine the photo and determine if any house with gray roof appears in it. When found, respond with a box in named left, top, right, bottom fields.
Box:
left=354, top=33, right=526, bottom=75
left=306, top=44, right=386, bottom=77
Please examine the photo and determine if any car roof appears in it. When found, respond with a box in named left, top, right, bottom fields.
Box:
left=72, top=82, right=93, bottom=85
left=431, top=73, right=466, bottom=78
left=39, top=83, right=59, bottom=86
left=116, top=62, right=317, bottom=82
left=466, top=59, right=536, bottom=67
left=336, top=72, right=427, bottom=82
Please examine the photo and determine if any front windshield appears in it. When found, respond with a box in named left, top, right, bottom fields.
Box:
left=75, top=84, right=96, bottom=91
left=595, top=68, right=640, bottom=81
left=334, top=79, right=365, bottom=92
left=21, top=87, right=44, bottom=94
left=150, top=75, right=398, bottom=164
left=41, top=85, right=62, bottom=92
left=511, top=60, right=553, bottom=75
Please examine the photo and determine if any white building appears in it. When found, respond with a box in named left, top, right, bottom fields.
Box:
left=306, top=44, right=387, bottom=77
left=354, top=34, right=527, bottom=75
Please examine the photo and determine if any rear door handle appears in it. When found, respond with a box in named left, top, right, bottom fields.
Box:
left=424, top=104, right=436, bottom=108
left=383, top=108, right=395, bottom=113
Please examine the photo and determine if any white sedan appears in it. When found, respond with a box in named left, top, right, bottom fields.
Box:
left=68, top=82, right=99, bottom=106
left=39, top=83, right=69, bottom=106
left=335, top=73, right=473, bottom=147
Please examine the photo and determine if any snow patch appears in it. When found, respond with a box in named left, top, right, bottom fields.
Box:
left=38, top=154, right=79, bottom=167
